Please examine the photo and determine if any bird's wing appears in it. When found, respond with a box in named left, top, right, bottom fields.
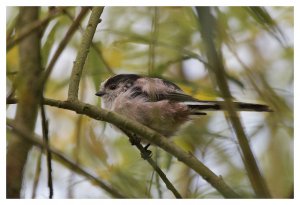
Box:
left=153, top=91, right=201, bottom=102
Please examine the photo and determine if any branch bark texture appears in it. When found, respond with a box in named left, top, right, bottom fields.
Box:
left=41, top=98, right=240, bottom=198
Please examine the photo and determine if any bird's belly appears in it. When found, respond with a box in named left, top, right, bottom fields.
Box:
left=113, top=100, right=190, bottom=137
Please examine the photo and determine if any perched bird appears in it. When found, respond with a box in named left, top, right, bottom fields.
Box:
left=95, top=74, right=271, bottom=139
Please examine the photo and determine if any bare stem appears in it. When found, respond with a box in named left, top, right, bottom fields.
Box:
left=40, top=101, right=53, bottom=198
left=24, top=97, right=240, bottom=198
left=121, top=129, right=182, bottom=198
left=68, top=7, right=104, bottom=101
left=196, top=7, right=271, bottom=198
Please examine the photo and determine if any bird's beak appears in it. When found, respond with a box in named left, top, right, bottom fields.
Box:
left=95, top=91, right=106, bottom=97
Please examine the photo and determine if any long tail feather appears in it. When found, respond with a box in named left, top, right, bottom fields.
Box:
left=187, top=101, right=272, bottom=113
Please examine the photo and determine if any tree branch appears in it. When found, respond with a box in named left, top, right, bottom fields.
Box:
left=9, top=97, right=240, bottom=198
left=7, top=120, right=126, bottom=199
left=68, top=7, right=104, bottom=101
left=7, top=6, right=239, bottom=195
left=121, top=129, right=182, bottom=198
left=7, top=6, right=239, bottom=198
left=40, top=102, right=53, bottom=198
left=60, top=7, right=239, bottom=198
left=196, top=7, right=271, bottom=198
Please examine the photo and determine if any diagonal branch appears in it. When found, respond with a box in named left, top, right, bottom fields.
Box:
left=68, top=7, right=104, bottom=101
left=7, top=120, right=126, bottom=199
left=11, top=6, right=240, bottom=198
left=121, top=129, right=182, bottom=198
left=196, top=7, right=271, bottom=198
left=6, top=97, right=241, bottom=198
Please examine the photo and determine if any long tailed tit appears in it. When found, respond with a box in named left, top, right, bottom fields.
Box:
left=95, top=74, right=271, bottom=138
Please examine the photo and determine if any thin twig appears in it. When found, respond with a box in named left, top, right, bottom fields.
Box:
left=68, top=7, right=104, bottom=101
left=196, top=7, right=271, bottom=198
left=147, top=169, right=155, bottom=197
left=121, top=129, right=182, bottom=199
left=31, top=151, right=42, bottom=198
left=154, top=148, right=163, bottom=198
left=6, top=98, right=240, bottom=198
left=7, top=120, right=126, bottom=199
left=40, top=101, right=54, bottom=198
left=7, top=6, right=240, bottom=196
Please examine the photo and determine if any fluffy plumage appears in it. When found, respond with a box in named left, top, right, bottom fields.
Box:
left=96, top=74, right=271, bottom=137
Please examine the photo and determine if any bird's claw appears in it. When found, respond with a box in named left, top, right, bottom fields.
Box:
left=141, top=144, right=152, bottom=159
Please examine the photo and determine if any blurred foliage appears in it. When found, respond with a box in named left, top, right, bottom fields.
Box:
left=6, top=6, right=293, bottom=198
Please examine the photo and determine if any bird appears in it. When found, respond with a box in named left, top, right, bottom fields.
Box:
left=95, top=74, right=272, bottom=141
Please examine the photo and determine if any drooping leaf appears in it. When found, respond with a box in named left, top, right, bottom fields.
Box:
left=246, top=7, right=286, bottom=46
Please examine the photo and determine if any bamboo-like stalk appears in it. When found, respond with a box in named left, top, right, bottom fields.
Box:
left=195, top=7, right=271, bottom=198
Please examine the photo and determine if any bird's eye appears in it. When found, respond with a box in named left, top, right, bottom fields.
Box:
left=108, top=84, right=117, bottom=90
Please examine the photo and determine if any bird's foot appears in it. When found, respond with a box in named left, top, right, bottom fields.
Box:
left=141, top=143, right=152, bottom=159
